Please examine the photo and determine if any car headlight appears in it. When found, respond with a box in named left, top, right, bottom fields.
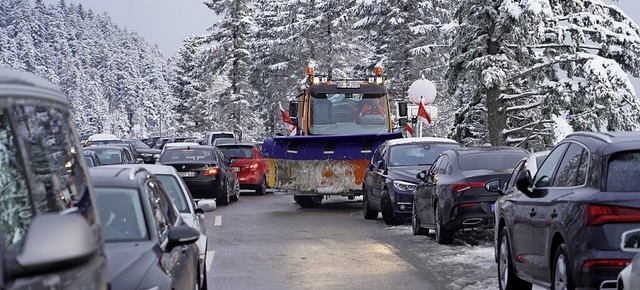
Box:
left=392, top=180, right=417, bottom=192
left=153, top=154, right=160, bottom=158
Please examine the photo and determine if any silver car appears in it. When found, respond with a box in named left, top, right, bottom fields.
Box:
left=107, top=164, right=215, bottom=290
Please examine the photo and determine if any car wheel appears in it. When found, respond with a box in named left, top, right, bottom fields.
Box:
left=412, top=205, right=428, bottom=236
left=255, top=176, right=267, bottom=195
left=363, top=189, right=378, bottom=220
left=498, top=228, right=532, bottom=290
left=434, top=205, right=454, bottom=244
left=297, top=195, right=322, bottom=208
left=217, top=181, right=230, bottom=206
left=230, top=178, right=240, bottom=202
left=552, top=243, right=574, bottom=290
left=381, top=191, right=400, bottom=225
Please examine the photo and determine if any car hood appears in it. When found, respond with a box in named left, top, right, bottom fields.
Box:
left=106, top=241, right=158, bottom=288
left=387, top=166, right=424, bottom=184
left=180, top=213, right=200, bottom=232
left=136, top=148, right=161, bottom=154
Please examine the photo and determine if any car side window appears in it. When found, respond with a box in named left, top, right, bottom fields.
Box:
left=371, top=144, right=384, bottom=165
left=553, top=143, right=588, bottom=187
left=505, top=160, right=526, bottom=192
left=534, top=143, right=569, bottom=187
left=146, top=181, right=169, bottom=240
left=436, top=155, right=450, bottom=175
left=150, top=180, right=178, bottom=226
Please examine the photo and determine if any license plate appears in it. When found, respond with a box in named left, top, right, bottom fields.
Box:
left=233, top=167, right=240, bottom=172
left=336, top=81, right=360, bottom=89
left=179, top=171, right=196, bottom=177
left=491, top=204, right=495, bottom=213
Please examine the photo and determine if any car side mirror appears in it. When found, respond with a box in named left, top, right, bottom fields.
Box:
left=515, top=170, right=534, bottom=196
left=289, top=101, right=299, bottom=117
left=621, top=229, right=640, bottom=252
left=196, top=199, right=216, bottom=212
left=416, top=170, right=428, bottom=182
left=375, top=159, right=385, bottom=171
left=484, top=178, right=504, bottom=195
left=7, top=213, right=97, bottom=279
left=398, top=117, right=408, bottom=126
left=167, top=225, right=200, bottom=251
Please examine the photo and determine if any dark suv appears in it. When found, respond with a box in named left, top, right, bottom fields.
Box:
left=0, top=68, right=107, bottom=289
left=490, top=132, right=640, bottom=290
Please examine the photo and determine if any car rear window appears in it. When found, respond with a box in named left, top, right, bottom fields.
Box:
left=458, top=151, right=527, bottom=171
left=607, top=151, right=640, bottom=192
left=91, top=149, right=123, bottom=165
left=218, top=146, right=254, bottom=159
left=389, top=143, right=461, bottom=166
left=160, top=149, right=214, bottom=162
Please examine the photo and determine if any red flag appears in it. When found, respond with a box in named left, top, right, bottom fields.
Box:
left=417, top=101, right=432, bottom=124
left=405, top=123, right=414, bottom=137
left=279, top=103, right=297, bottom=136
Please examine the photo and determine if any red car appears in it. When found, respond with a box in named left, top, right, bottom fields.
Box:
left=217, top=143, right=270, bottom=195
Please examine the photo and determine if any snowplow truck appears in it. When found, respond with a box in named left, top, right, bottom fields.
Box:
left=263, top=67, right=409, bottom=208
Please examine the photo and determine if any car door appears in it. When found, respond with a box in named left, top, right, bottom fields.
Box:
left=531, top=142, right=588, bottom=283
left=363, top=143, right=382, bottom=197
left=416, top=154, right=448, bottom=228
left=500, top=159, right=537, bottom=281
left=214, top=147, right=234, bottom=195
left=146, top=179, right=197, bottom=290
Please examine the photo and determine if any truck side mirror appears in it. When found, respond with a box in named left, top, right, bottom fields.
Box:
left=289, top=101, right=299, bottom=117
left=398, top=118, right=407, bottom=126
left=397, top=102, right=408, bottom=118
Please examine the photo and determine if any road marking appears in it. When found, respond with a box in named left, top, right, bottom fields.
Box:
left=214, top=215, right=222, bottom=226
left=206, top=250, right=215, bottom=272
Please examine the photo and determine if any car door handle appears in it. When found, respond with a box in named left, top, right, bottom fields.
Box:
left=529, top=209, right=537, bottom=217
left=551, top=210, right=558, bottom=219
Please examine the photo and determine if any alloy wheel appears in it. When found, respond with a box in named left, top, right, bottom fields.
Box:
left=499, top=235, right=509, bottom=288
left=554, top=254, right=568, bottom=290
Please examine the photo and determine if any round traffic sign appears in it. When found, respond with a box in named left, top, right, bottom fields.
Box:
left=408, top=79, right=437, bottom=105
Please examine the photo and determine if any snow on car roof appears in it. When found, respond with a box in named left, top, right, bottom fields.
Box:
left=387, top=137, right=459, bottom=146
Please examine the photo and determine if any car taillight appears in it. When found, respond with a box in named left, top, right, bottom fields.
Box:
left=204, top=167, right=219, bottom=176
left=583, top=259, right=630, bottom=268
left=451, top=181, right=486, bottom=193
left=585, top=204, right=640, bottom=226
left=250, top=163, right=259, bottom=171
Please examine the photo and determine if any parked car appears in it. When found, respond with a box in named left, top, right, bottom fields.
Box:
left=204, top=131, right=236, bottom=146
left=123, top=138, right=161, bottom=164
left=106, top=164, right=216, bottom=290
left=153, top=137, right=171, bottom=150
left=83, top=149, right=104, bottom=167
left=618, top=228, right=640, bottom=290
left=168, top=136, right=198, bottom=143
left=488, top=132, right=640, bottom=290
left=90, top=166, right=200, bottom=290
left=163, top=142, right=201, bottom=153
left=85, top=145, right=136, bottom=165
left=158, top=145, right=240, bottom=205
left=362, top=137, right=462, bottom=225
left=0, top=68, right=107, bottom=289
left=146, top=135, right=164, bottom=148
left=108, top=143, right=142, bottom=163
left=217, top=143, right=270, bottom=195
left=412, top=146, right=528, bottom=244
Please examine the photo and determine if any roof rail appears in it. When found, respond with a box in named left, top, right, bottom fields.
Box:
left=128, top=165, right=147, bottom=181
left=566, top=132, right=612, bottom=143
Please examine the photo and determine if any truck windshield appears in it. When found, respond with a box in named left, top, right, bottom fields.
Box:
left=309, top=93, right=389, bottom=135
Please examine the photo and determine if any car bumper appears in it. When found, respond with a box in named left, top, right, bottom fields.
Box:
left=572, top=250, right=632, bottom=289
left=184, top=179, right=224, bottom=199
left=392, top=191, right=413, bottom=218
left=237, top=171, right=262, bottom=187
left=443, top=202, right=494, bottom=231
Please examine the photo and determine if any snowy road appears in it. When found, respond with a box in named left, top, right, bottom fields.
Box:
left=205, top=193, right=506, bottom=290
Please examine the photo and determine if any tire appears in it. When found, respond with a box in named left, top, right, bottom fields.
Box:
left=412, top=204, right=429, bottom=236
left=363, top=191, right=378, bottom=220
left=498, top=228, right=532, bottom=290
left=255, top=176, right=267, bottom=195
left=297, top=196, right=323, bottom=208
left=381, top=191, right=400, bottom=225
left=434, top=205, right=454, bottom=244
left=217, top=182, right=230, bottom=206
left=552, top=243, right=574, bottom=290
left=230, top=179, right=240, bottom=202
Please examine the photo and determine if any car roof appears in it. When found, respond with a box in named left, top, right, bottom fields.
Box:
left=106, top=164, right=176, bottom=175
left=85, top=145, right=126, bottom=151
left=88, top=133, right=121, bottom=141
left=88, top=166, right=146, bottom=187
left=217, top=143, right=256, bottom=147
left=386, top=137, right=460, bottom=146
left=453, top=146, right=528, bottom=155
left=163, top=144, right=213, bottom=151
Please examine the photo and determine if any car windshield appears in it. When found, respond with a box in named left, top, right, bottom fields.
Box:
left=155, top=174, right=190, bottom=213
left=607, top=151, right=640, bottom=192
left=126, top=140, right=150, bottom=149
left=309, top=93, right=389, bottom=135
left=218, top=146, right=254, bottom=159
left=91, top=139, right=124, bottom=145
left=389, top=143, right=461, bottom=167
left=90, top=149, right=123, bottom=165
left=458, top=152, right=527, bottom=171
left=159, top=149, right=214, bottom=162
left=94, top=187, right=148, bottom=242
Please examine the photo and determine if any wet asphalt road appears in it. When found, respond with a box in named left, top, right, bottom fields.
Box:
left=204, top=192, right=497, bottom=290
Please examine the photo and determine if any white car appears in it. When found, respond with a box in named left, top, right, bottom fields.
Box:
left=106, top=164, right=215, bottom=290
left=618, top=229, right=640, bottom=290
left=87, top=133, right=124, bottom=146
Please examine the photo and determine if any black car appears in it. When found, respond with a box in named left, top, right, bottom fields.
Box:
left=0, top=68, right=107, bottom=289
left=153, top=137, right=171, bottom=150
left=83, top=149, right=104, bottom=167
left=158, top=145, right=240, bottom=205
left=124, top=138, right=161, bottom=164
left=108, top=143, right=142, bottom=163
left=412, top=146, right=528, bottom=244
left=488, top=132, right=640, bottom=290
left=86, top=145, right=137, bottom=165
left=363, top=137, right=462, bottom=225
left=90, top=166, right=201, bottom=290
